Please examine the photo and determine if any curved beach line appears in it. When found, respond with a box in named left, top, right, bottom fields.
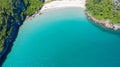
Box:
left=25, top=0, right=86, bottom=20
left=40, top=0, right=86, bottom=13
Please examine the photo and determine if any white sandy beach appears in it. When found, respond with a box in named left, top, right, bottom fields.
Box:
left=26, top=0, right=86, bottom=20
left=40, top=0, right=86, bottom=12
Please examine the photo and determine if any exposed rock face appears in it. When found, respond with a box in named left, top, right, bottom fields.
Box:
left=0, top=0, right=44, bottom=65
left=86, top=12, right=120, bottom=30
left=113, top=0, right=120, bottom=10
left=0, top=0, right=29, bottom=66
left=86, top=0, right=120, bottom=30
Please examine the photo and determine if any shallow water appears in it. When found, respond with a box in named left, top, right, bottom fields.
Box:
left=3, top=8, right=120, bottom=67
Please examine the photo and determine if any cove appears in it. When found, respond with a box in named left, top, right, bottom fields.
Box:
left=2, top=8, right=120, bottom=67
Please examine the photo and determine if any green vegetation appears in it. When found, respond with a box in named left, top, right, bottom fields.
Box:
left=0, top=0, right=44, bottom=52
left=24, top=0, right=44, bottom=16
left=0, top=0, right=13, bottom=51
left=86, top=0, right=120, bottom=24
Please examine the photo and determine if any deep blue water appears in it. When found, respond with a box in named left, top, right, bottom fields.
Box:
left=3, top=8, right=120, bottom=67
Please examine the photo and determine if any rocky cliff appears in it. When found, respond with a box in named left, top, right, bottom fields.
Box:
left=0, top=0, right=44, bottom=66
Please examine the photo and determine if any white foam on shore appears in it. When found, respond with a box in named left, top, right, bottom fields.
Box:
left=41, top=0, right=86, bottom=12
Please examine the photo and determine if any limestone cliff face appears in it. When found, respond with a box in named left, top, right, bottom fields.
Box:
left=0, top=0, right=44, bottom=65
left=0, top=0, right=26, bottom=65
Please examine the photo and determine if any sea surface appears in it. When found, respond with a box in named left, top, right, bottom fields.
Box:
left=2, top=8, right=120, bottom=67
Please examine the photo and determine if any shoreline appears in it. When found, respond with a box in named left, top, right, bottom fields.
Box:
left=86, top=12, right=120, bottom=30
left=0, top=1, right=87, bottom=65
left=25, top=0, right=120, bottom=30
left=25, top=0, right=86, bottom=21
left=1, top=0, right=120, bottom=66
left=41, top=0, right=86, bottom=12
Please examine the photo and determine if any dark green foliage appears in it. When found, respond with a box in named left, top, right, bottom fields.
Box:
left=0, top=0, right=13, bottom=51
left=24, top=0, right=44, bottom=16
left=86, top=0, right=120, bottom=24
left=0, top=0, right=43, bottom=52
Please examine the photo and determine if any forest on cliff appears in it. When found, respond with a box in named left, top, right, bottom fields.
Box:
left=0, top=0, right=43, bottom=52
left=86, top=0, right=120, bottom=24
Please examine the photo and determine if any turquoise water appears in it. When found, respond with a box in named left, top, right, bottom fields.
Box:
left=3, top=8, right=120, bottom=67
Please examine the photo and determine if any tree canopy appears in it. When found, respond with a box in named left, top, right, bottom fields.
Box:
left=0, top=0, right=44, bottom=52
left=86, top=0, right=120, bottom=24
